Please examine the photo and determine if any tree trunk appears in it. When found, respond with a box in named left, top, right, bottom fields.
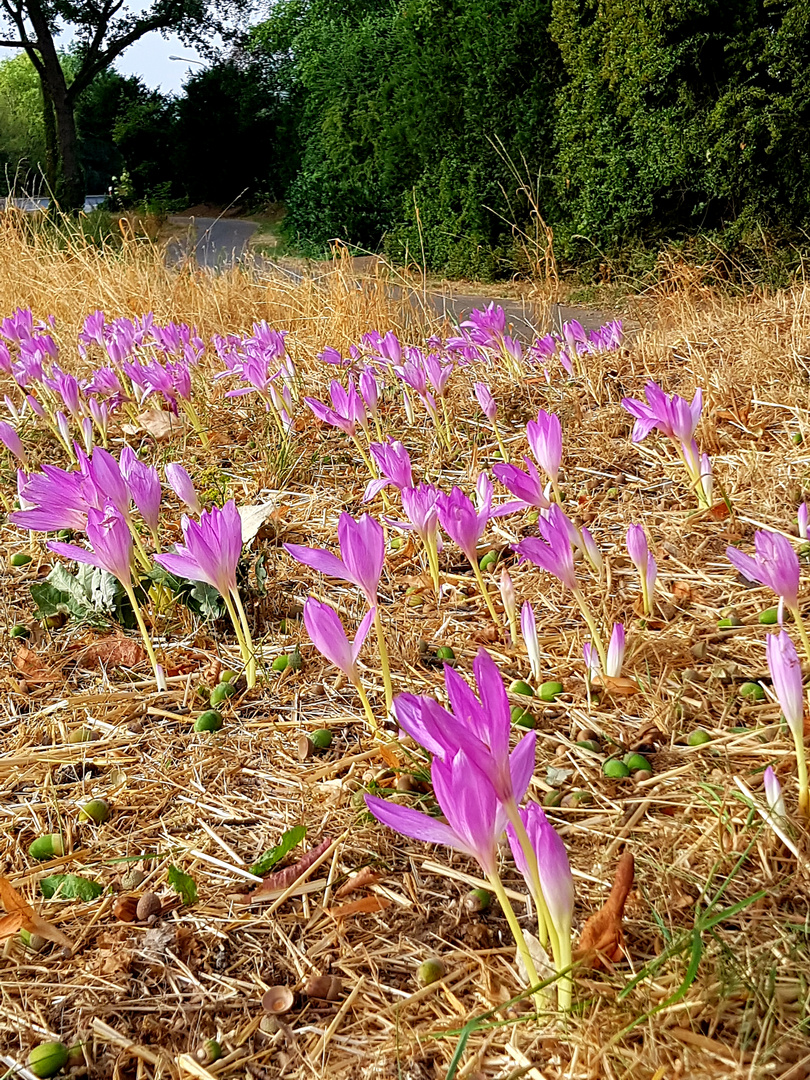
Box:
left=50, top=85, right=84, bottom=210
left=25, top=0, right=85, bottom=210
left=41, top=81, right=58, bottom=195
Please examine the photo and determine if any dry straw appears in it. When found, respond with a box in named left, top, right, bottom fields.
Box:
left=0, top=211, right=809, bottom=1079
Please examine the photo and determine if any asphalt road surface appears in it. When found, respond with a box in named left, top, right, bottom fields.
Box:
left=168, top=215, right=612, bottom=337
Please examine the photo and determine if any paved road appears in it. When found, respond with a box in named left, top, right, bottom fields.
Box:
left=169, top=216, right=259, bottom=268
left=168, top=215, right=613, bottom=337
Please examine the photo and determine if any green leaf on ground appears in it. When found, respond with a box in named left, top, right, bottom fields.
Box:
left=250, top=825, right=307, bottom=877
left=30, top=564, right=93, bottom=619
left=168, top=865, right=198, bottom=905
left=39, top=874, right=104, bottom=901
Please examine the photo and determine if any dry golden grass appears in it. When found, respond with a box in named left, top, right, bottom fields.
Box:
left=1, top=212, right=810, bottom=1080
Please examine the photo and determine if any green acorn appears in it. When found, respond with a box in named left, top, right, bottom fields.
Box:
left=478, top=550, right=499, bottom=572
left=792, top=432, right=803, bottom=445
left=509, top=679, right=535, bottom=697
left=739, top=681, right=765, bottom=701
left=10, top=624, right=30, bottom=639
left=435, top=645, right=455, bottom=662
left=717, top=615, right=742, bottom=629
left=78, top=799, right=110, bottom=824
left=310, top=729, right=332, bottom=750
left=28, top=1042, right=68, bottom=1078
left=20, top=928, right=47, bottom=952
left=29, top=834, right=64, bottom=860
left=67, top=727, right=98, bottom=744
left=220, top=669, right=239, bottom=683
left=10, top=552, right=32, bottom=567
left=209, top=681, right=237, bottom=707
left=463, top=888, right=491, bottom=914
left=538, top=680, right=564, bottom=702
left=510, top=705, right=535, bottom=728
left=687, top=728, right=712, bottom=746
left=417, top=959, right=445, bottom=986
left=542, top=789, right=563, bottom=807
left=623, top=752, right=652, bottom=773
left=759, top=607, right=779, bottom=625
left=577, top=739, right=602, bottom=754
left=272, top=654, right=289, bottom=672
left=602, top=759, right=630, bottom=779
left=196, top=1040, right=222, bottom=1065
left=194, top=710, right=224, bottom=733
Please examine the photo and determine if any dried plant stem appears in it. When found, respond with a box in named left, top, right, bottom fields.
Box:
left=492, top=419, right=509, bottom=462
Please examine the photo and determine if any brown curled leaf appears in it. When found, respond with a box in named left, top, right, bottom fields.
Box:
left=327, top=896, right=390, bottom=919
left=236, top=837, right=332, bottom=904
left=0, top=877, right=73, bottom=949
left=575, top=851, right=634, bottom=969
left=334, top=866, right=383, bottom=899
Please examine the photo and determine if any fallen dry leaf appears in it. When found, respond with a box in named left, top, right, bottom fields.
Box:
left=0, top=877, right=73, bottom=949
left=327, top=895, right=390, bottom=919
left=334, top=866, right=383, bottom=898
left=575, top=851, right=634, bottom=969
left=137, top=409, right=187, bottom=440
left=236, top=837, right=333, bottom=904
left=707, top=500, right=731, bottom=521
left=14, top=645, right=58, bottom=682
left=592, top=674, right=639, bottom=697
left=80, top=636, right=146, bottom=670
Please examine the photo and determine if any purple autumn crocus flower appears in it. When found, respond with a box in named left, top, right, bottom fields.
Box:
left=155, top=500, right=242, bottom=598
left=0, top=421, right=27, bottom=466
left=367, top=750, right=508, bottom=876
left=584, top=623, right=625, bottom=680
left=521, top=601, right=542, bottom=683
left=43, top=366, right=82, bottom=417
left=78, top=310, right=106, bottom=357
left=165, top=463, right=202, bottom=515
left=491, top=459, right=551, bottom=515
left=437, top=484, right=492, bottom=567
left=514, top=504, right=578, bottom=591
left=303, top=598, right=375, bottom=686
left=359, top=367, right=381, bottom=418
left=727, top=530, right=800, bottom=619
left=474, top=382, right=497, bottom=421
left=765, top=629, right=808, bottom=816
left=506, top=801, right=574, bottom=1008
left=364, top=440, right=414, bottom=502
left=305, top=378, right=366, bottom=436
left=763, top=766, right=787, bottom=819
left=49, top=503, right=132, bottom=585
left=155, top=500, right=255, bottom=686
left=460, top=303, right=506, bottom=349
left=622, top=382, right=702, bottom=445
left=424, top=353, right=453, bottom=397
left=285, top=512, right=384, bottom=607
left=526, top=409, right=562, bottom=489
left=10, top=464, right=90, bottom=532
left=120, top=446, right=162, bottom=542
left=627, top=524, right=657, bottom=616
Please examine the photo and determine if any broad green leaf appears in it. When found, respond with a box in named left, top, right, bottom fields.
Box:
left=30, top=564, right=93, bottom=619
left=250, top=825, right=306, bottom=877
left=168, top=864, right=198, bottom=905
left=39, top=874, right=103, bottom=901
left=190, top=581, right=225, bottom=620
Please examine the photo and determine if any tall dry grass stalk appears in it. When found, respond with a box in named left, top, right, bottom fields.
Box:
left=0, top=210, right=433, bottom=362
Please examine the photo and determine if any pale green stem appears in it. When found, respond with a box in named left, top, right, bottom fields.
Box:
left=181, top=399, right=210, bottom=449
left=572, top=587, right=607, bottom=672
left=790, top=604, right=810, bottom=669
left=354, top=678, right=378, bottom=734
left=230, top=587, right=257, bottom=689
left=471, top=560, right=502, bottom=626
left=440, top=397, right=454, bottom=448
left=373, top=607, right=393, bottom=714
left=674, top=441, right=710, bottom=508
left=794, top=731, right=809, bottom=819
left=222, top=591, right=253, bottom=684
left=554, top=927, right=573, bottom=1012
left=504, top=803, right=554, bottom=952
left=423, top=533, right=441, bottom=596
left=122, top=581, right=165, bottom=691
left=492, top=419, right=509, bottom=462
left=506, top=606, right=519, bottom=648
left=486, top=869, right=543, bottom=1003
left=352, top=434, right=378, bottom=477
left=373, top=415, right=384, bottom=442
left=639, top=573, right=651, bottom=618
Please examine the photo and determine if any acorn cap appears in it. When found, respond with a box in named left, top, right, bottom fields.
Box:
left=262, top=986, right=294, bottom=1014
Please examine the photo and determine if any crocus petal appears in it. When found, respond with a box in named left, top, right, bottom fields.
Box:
left=766, top=630, right=805, bottom=739
left=285, top=543, right=354, bottom=586
left=364, top=794, right=475, bottom=854
left=509, top=731, right=537, bottom=803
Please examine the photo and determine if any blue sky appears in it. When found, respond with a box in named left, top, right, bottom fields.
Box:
left=112, top=33, right=208, bottom=94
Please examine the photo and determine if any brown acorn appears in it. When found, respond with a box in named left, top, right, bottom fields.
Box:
left=304, top=974, right=342, bottom=1000
left=136, top=892, right=161, bottom=921
left=112, top=894, right=139, bottom=922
